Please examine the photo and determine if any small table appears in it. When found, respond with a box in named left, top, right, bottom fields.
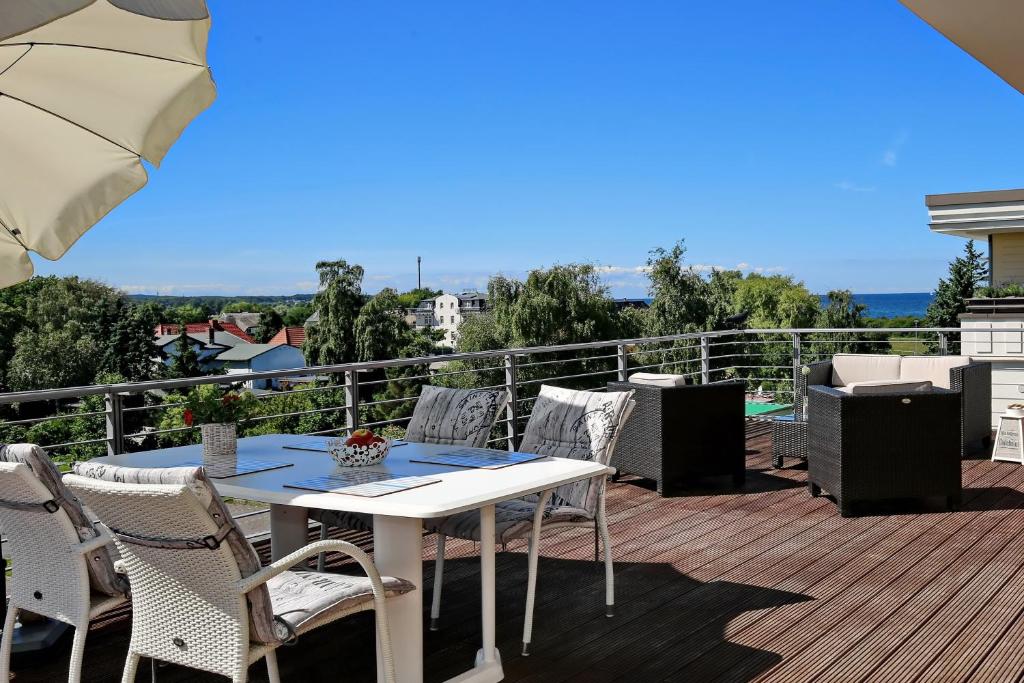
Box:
left=93, top=434, right=611, bottom=683
left=771, top=414, right=808, bottom=469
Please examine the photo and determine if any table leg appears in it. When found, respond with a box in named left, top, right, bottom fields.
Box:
left=269, top=504, right=308, bottom=561
left=444, top=505, right=504, bottom=683
left=374, top=515, right=424, bottom=683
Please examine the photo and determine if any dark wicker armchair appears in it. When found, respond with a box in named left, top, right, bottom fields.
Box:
left=796, top=356, right=991, bottom=455
left=806, top=385, right=962, bottom=516
left=606, top=379, right=745, bottom=495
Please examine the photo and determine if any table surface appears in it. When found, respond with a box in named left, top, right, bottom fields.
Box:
left=92, top=434, right=612, bottom=519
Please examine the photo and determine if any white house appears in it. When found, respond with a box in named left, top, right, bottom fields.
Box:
left=414, top=292, right=487, bottom=348
left=216, top=343, right=307, bottom=390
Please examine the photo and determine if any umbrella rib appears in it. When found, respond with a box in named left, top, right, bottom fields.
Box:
left=2, top=41, right=205, bottom=69
left=0, top=216, right=28, bottom=251
left=0, top=92, right=140, bottom=159
left=0, top=45, right=32, bottom=80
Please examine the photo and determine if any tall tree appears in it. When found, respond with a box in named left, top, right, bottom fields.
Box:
left=170, top=324, right=202, bottom=378
left=732, top=273, right=819, bottom=328
left=354, top=288, right=411, bottom=361
left=645, top=242, right=713, bottom=336
left=254, top=309, right=284, bottom=343
left=304, top=259, right=365, bottom=365
left=101, top=301, right=162, bottom=381
left=925, top=241, right=989, bottom=328
left=7, top=322, right=100, bottom=391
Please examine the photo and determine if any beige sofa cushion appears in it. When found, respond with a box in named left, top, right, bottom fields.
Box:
left=835, top=379, right=933, bottom=395
left=628, top=372, right=688, bottom=387
left=899, top=355, right=969, bottom=390
left=830, top=354, right=902, bottom=387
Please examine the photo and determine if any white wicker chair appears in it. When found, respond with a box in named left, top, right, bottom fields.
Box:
left=311, top=385, right=508, bottom=571
left=0, top=444, right=130, bottom=683
left=424, top=385, right=635, bottom=655
left=65, top=462, right=414, bottom=683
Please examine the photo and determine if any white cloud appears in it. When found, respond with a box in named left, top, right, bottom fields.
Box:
left=881, top=130, right=909, bottom=167
left=835, top=180, right=876, bottom=193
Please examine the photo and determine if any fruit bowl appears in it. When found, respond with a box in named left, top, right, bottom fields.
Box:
left=328, top=429, right=391, bottom=467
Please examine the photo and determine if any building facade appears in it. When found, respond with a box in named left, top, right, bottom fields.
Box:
left=414, top=292, right=487, bottom=348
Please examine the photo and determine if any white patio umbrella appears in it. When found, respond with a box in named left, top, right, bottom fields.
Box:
left=0, top=0, right=216, bottom=288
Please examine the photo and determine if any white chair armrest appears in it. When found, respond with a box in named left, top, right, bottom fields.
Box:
left=236, top=539, right=386, bottom=598
left=72, top=531, right=115, bottom=556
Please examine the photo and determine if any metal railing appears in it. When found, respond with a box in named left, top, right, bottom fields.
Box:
left=0, top=326, right=973, bottom=460
left=0, top=324, right=999, bottom=550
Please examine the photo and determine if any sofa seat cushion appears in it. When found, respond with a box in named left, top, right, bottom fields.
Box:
left=628, top=372, right=688, bottom=387
left=835, top=379, right=933, bottom=395
left=899, top=356, right=969, bottom=390
left=830, top=354, right=902, bottom=387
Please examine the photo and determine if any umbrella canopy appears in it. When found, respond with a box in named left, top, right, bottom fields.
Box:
left=900, top=0, right=1024, bottom=95
left=0, top=0, right=215, bottom=288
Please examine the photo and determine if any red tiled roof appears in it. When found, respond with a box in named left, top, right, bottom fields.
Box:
left=269, top=326, right=306, bottom=348
left=154, top=320, right=255, bottom=343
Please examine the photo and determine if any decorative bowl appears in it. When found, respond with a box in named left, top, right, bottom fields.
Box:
left=327, top=438, right=391, bottom=467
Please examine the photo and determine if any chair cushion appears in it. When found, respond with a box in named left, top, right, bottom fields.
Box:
left=899, top=356, right=969, bottom=390
left=627, top=372, right=688, bottom=387
left=71, top=461, right=281, bottom=644
left=0, top=444, right=129, bottom=598
left=405, top=386, right=507, bottom=447
left=830, top=354, right=902, bottom=387
left=835, top=380, right=933, bottom=395
left=519, top=385, right=634, bottom=513
left=264, top=569, right=414, bottom=641
left=308, top=509, right=373, bottom=534
left=425, top=498, right=593, bottom=544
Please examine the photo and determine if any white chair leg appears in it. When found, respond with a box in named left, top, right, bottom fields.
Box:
left=316, top=523, right=329, bottom=572
left=68, top=626, right=88, bottom=683
left=430, top=533, right=446, bottom=631
left=0, top=606, right=18, bottom=682
left=521, top=488, right=552, bottom=657
left=121, top=651, right=141, bottom=683
left=599, top=491, right=614, bottom=617
left=265, top=650, right=281, bottom=683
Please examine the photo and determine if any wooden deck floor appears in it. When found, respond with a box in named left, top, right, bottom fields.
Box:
left=13, top=424, right=1024, bottom=682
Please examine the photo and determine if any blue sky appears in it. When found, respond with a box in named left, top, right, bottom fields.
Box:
left=32, top=1, right=1024, bottom=297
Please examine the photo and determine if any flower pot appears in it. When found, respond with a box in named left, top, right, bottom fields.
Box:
left=201, top=422, right=237, bottom=457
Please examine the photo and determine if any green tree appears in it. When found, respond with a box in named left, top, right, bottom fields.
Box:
left=282, top=302, right=314, bottom=327
left=304, top=259, right=365, bottom=365
left=355, top=288, right=411, bottom=362
left=170, top=324, right=202, bottom=378
left=7, top=321, right=100, bottom=391
left=254, top=309, right=284, bottom=343
left=811, top=290, right=870, bottom=357
left=222, top=301, right=265, bottom=314
left=167, top=303, right=211, bottom=324
left=101, top=301, right=162, bottom=381
left=732, top=273, right=819, bottom=329
left=367, top=332, right=438, bottom=425
left=645, top=242, right=713, bottom=337
left=925, top=241, right=989, bottom=329
left=396, top=288, right=442, bottom=311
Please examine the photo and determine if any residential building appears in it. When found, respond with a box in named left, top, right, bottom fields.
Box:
left=216, top=343, right=307, bottom=390
left=155, top=320, right=254, bottom=345
left=216, top=312, right=262, bottom=338
left=414, top=291, right=487, bottom=348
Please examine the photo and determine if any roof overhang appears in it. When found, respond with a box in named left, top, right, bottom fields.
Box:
left=900, top=0, right=1024, bottom=95
left=926, top=188, right=1024, bottom=238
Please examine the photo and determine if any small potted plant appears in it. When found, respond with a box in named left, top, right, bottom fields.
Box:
left=182, top=385, right=255, bottom=457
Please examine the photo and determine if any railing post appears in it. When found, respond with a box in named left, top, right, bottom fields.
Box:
left=104, top=391, right=124, bottom=456
left=616, top=344, right=629, bottom=382
left=700, top=336, right=711, bottom=385
left=938, top=332, right=949, bottom=356
left=504, top=353, right=520, bottom=451
left=791, top=332, right=802, bottom=402
left=344, top=370, right=360, bottom=435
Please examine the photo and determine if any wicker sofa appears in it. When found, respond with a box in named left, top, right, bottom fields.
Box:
left=796, top=353, right=991, bottom=454
left=607, top=378, right=745, bottom=495
left=807, top=385, right=962, bottom=516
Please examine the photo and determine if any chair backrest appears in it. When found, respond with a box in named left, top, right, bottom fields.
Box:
left=65, top=463, right=285, bottom=675
left=519, top=385, right=635, bottom=514
left=405, top=385, right=507, bottom=447
left=0, top=445, right=128, bottom=610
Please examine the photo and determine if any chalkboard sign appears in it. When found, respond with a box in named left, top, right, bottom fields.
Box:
left=993, top=416, right=1024, bottom=464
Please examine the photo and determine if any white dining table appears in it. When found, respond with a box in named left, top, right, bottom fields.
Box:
left=92, top=433, right=611, bottom=683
